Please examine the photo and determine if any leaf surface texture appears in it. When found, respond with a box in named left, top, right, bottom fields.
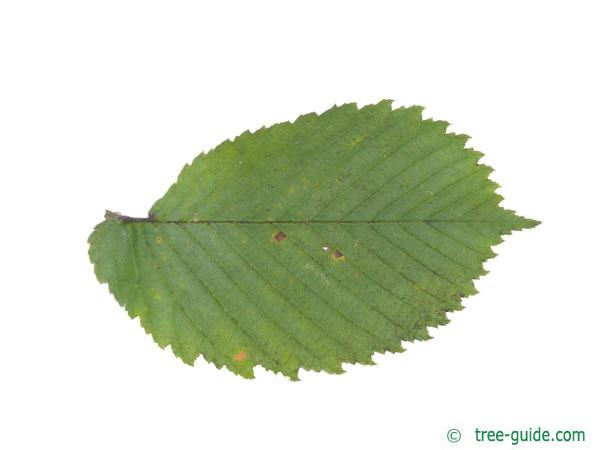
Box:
left=89, top=101, right=538, bottom=379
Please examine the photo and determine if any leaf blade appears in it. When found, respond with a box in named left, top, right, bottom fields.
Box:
left=89, top=101, right=538, bottom=379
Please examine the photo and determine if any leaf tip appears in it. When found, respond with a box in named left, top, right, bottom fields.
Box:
left=518, top=216, right=542, bottom=230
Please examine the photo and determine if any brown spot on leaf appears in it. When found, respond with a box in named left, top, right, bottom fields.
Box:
left=233, top=350, right=248, bottom=361
left=273, top=231, right=286, bottom=242
left=332, top=250, right=346, bottom=261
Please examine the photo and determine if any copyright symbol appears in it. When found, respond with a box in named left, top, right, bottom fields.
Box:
left=447, top=428, right=461, bottom=443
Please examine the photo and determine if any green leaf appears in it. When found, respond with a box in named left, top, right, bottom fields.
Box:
left=88, top=100, right=538, bottom=380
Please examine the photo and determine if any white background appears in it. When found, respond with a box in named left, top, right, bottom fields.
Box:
left=1, top=1, right=598, bottom=449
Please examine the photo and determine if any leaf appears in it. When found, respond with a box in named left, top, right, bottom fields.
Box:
left=88, top=100, right=538, bottom=380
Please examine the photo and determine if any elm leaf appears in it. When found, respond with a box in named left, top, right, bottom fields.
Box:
left=88, top=101, right=538, bottom=379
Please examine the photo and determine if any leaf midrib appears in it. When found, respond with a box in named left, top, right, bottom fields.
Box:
left=106, top=214, right=522, bottom=225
